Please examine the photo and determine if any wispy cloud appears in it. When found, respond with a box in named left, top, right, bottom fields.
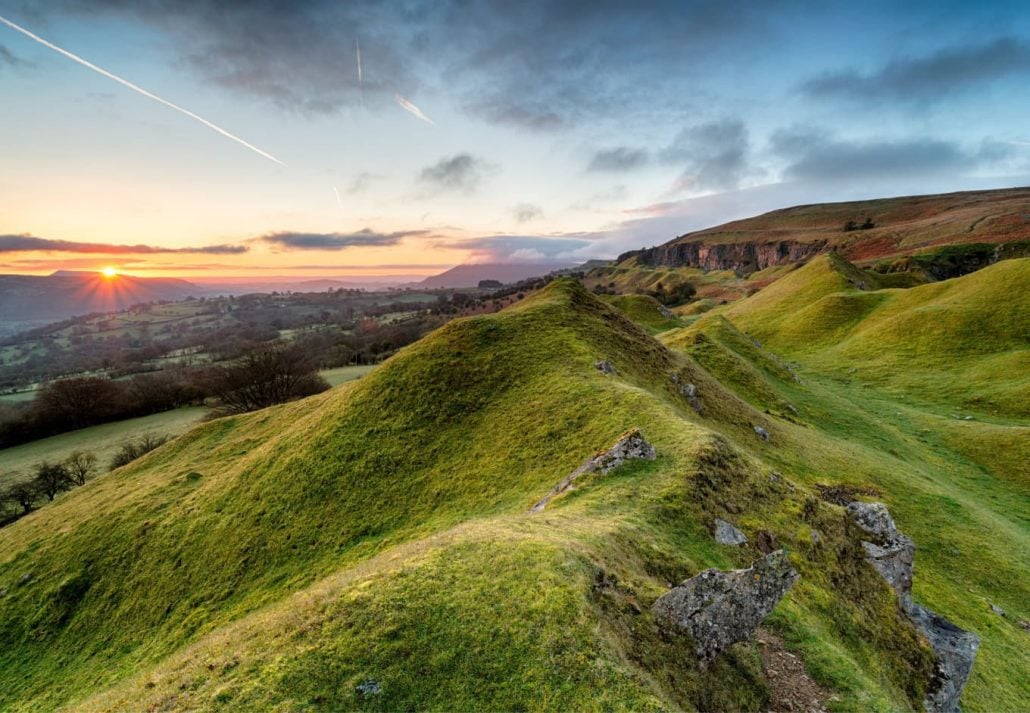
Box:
left=511, top=203, right=543, bottom=223
left=418, top=153, right=497, bottom=194
left=258, top=229, right=430, bottom=251
left=587, top=147, right=649, bottom=172
left=802, top=37, right=1030, bottom=104
left=435, top=234, right=591, bottom=263
left=0, top=234, right=247, bottom=254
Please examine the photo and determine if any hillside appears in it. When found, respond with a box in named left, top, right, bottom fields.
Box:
left=0, top=274, right=1026, bottom=711
left=0, top=272, right=203, bottom=334
left=612, top=187, right=1030, bottom=278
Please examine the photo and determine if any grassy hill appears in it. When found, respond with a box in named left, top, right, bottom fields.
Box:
left=0, top=275, right=1026, bottom=711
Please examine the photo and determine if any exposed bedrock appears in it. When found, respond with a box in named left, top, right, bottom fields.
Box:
left=651, top=550, right=799, bottom=664
left=530, top=429, right=655, bottom=512
left=846, top=502, right=979, bottom=713
left=626, top=239, right=828, bottom=274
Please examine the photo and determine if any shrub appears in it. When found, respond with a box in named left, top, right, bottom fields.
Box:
left=110, top=434, right=170, bottom=470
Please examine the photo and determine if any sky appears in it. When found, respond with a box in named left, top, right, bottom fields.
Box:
left=1, top=0, right=1029, bottom=278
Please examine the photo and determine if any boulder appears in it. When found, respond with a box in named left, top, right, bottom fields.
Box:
left=652, top=550, right=799, bottom=664
left=670, top=373, right=704, bottom=412
left=714, top=518, right=748, bottom=546
left=754, top=425, right=770, bottom=442
left=530, top=429, right=655, bottom=512
left=846, top=502, right=979, bottom=713
left=595, top=359, right=617, bottom=375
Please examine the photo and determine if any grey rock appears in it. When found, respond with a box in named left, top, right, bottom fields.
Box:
left=1019, top=620, right=1030, bottom=633
left=846, top=502, right=979, bottom=713
left=860, top=537, right=915, bottom=599
left=989, top=603, right=1005, bottom=617
left=754, top=425, right=770, bottom=442
left=846, top=501, right=900, bottom=541
left=17, top=572, right=32, bottom=585
left=355, top=679, right=381, bottom=697
left=595, top=359, right=617, bottom=375
left=714, top=518, right=748, bottom=546
left=658, top=303, right=674, bottom=318
left=0, top=587, right=7, bottom=598
left=909, top=603, right=980, bottom=713
left=531, top=429, right=655, bottom=512
left=652, top=550, right=799, bottom=664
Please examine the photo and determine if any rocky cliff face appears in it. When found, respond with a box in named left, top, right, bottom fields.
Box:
left=625, top=239, right=827, bottom=274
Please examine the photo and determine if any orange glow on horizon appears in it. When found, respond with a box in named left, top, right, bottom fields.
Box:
left=101, top=266, right=118, bottom=278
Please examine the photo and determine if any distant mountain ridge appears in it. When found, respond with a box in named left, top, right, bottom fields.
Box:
left=0, top=272, right=203, bottom=331
left=417, top=262, right=575, bottom=288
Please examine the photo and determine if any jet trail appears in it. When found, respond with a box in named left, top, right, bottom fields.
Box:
left=333, top=186, right=342, bottom=205
left=356, top=38, right=364, bottom=109
left=394, top=93, right=435, bottom=125
left=0, top=14, right=286, bottom=166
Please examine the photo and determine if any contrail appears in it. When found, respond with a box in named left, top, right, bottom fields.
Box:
left=0, top=13, right=286, bottom=166
left=394, top=93, right=435, bottom=125
left=355, top=38, right=364, bottom=109
left=333, top=185, right=342, bottom=205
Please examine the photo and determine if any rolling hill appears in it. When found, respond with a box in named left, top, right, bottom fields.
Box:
left=0, top=263, right=1026, bottom=711
left=417, top=262, right=574, bottom=288
left=606, top=187, right=1030, bottom=286
left=0, top=271, right=204, bottom=334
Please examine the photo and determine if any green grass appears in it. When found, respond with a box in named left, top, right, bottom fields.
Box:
left=319, top=364, right=375, bottom=386
left=0, top=276, right=1025, bottom=712
left=0, top=407, right=206, bottom=486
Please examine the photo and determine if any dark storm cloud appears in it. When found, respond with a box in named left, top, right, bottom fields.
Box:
left=663, top=119, right=749, bottom=191
left=587, top=147, right=649, bottom=172
left=0, top=234, right=247, bottom=254
left=417, top=154, right=496, bottom=194
left=770, top=128, right=1012, bottom=181
left=35, top=0, right=783, bottom=126
left=802, top=36, right=1030, bottom=103
left=258, top=229, right=428, bottom=251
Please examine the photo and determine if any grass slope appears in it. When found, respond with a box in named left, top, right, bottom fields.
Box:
left=723, top=255, right=1030, bottom=416
left=0, top=278, right=1025, bottom=712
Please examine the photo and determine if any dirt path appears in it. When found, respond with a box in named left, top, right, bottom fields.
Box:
left=757, top=628, right=831, bottom=713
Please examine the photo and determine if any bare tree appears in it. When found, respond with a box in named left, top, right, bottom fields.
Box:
left=4, top=481, right=38, bottom=514
left=64, top=450, right=98, bottom=486
left=32, top=461, right=74, bottom=501
left=206, top=343, right=329, bottom=415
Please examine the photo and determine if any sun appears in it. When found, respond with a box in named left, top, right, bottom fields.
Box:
left=101, top=266, right=118, bottom=278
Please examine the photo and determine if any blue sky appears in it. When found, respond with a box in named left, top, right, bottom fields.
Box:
left=1, top=0, right=1028, bottom=276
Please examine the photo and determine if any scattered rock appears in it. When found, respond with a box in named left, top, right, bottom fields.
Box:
left=754, top=426, right=770, bottom=442
left=670, top=373, right=704, bottom=412
left=530, top=429, right=655, bottom=512
left=595, top=359, right=617, bottom=375
left=17, top=572, right=32, bottom=586
left=770, top=471, right=782, bottom=483
left=652, top=550, right=799, bottom=665
left=658, top=303, right=675, bottom=318
left=714, top=518, right=748, bottom=546
left=0, top=587, right=7, bottom=598
left=785, top=403, right=799, bottom=415
left=355, top=679, right=381, bottom=697
left=846, top=502, right=979, bottom=713
left=809, top=529, right=822, bottom=545
left=1019, top=620, right=1030, bottom=634
left=989, top=603, right=1006, bottom=617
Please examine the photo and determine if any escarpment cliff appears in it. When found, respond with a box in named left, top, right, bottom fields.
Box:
left=625, top=239, right=827, bottom=274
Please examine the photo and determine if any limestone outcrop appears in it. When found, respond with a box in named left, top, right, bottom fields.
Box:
left=530, top=429, right=655, bottom=512
left=652, top=550, right=799, bottom=664
left=846, top=502, right=979, bottom=713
